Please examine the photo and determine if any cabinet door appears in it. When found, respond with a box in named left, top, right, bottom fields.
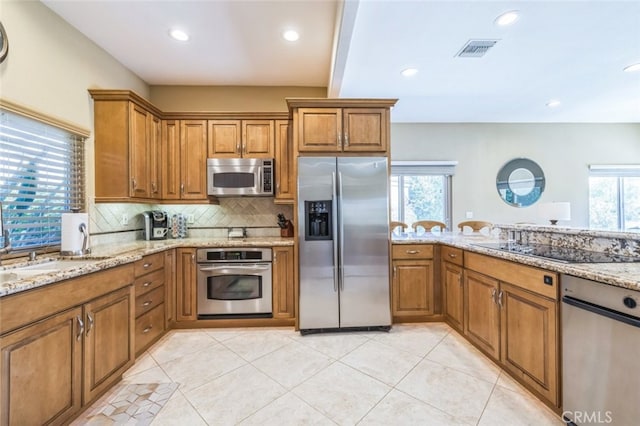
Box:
left=342, top=108, right=388, bottom=152
left=392, top=259, right=434, bottom=316
left=243, top=120, right=274, bottom=158
left=0, top=307, right=82, bottom=426
left=208, top=120, right=241, bottom=157
left=165, top=249, right=176, bottom=326
left=464, top=270, right=500, bottom=359
left=272, top=246, right=295, bottom=319
left=500, top=282, right=559, bottom=406
left=83, top=286, right=134, bottom=404
left=161, top=119, right=181, bottom=199
left=149, top=114, right=162, bottom=199
left=274, top=120, right=294, bottom=202
left=297, top=108, right=342, bottom=152
left=442, top=261, right=464, bottom=331
left=176, top=248, right=197, bottom=321
left=129, top=103, right=151, bottom=198
left=180, top=120, right=208, bottom=199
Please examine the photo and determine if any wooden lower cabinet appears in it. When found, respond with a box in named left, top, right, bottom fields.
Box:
left=272, top=246, right=295, bottom=319
left=442, top=261, right=464, bottom=331
left=176, top=248, right=197, bottom=321
left=462, top=251, right=560, bottom=408
left=83, top=287, right=134, bottom=404
left=0, top=307, right=83, bottom=425
left=464, top=270, right=500, bottom=359
left=391, top=244, right=435, bottom=321
left=500, top=282, right=558, bottom=404
left=165, top=249, right=176, bottom=326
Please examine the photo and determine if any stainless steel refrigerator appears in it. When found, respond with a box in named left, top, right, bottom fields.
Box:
left=298, top=157, right=391, bottom=333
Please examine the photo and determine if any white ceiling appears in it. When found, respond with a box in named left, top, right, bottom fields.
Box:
left=42, top=0, right=640, bottom=123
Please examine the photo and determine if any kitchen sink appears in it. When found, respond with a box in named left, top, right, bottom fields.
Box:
left=0, top=258, right=106, bottom=285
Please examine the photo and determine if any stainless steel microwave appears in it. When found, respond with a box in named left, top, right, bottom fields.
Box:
left=206, top=158, right=274, bottom=197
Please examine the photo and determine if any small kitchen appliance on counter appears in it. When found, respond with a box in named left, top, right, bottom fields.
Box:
left=142, top=211, right=169, bottom=240
left=60, top=212, right=91, bottom=255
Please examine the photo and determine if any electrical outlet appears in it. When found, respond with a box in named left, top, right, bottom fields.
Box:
left=120, top=213, right=128, bottom=225
left=466, top=211, right=473, bottom=219
left=187, top=214, right=195, bottom=224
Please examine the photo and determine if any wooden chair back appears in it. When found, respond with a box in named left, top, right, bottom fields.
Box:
left=390, top=221, right=408, bottom=233
left=457, top=220, right=493, bottom=232
left=412, top=220, right=447, bottom=232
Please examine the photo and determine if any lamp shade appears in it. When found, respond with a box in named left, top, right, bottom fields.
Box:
left=538, top=202, right=571, bottom=225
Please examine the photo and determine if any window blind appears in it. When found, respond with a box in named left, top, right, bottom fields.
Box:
left=0, top=109, right=85, bottom=250
left=391, top=160, right=458, bottom=176
left=589, top=165, right=640, bottom=178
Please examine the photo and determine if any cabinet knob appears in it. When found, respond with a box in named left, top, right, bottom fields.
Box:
left=448, top=253, right=457, bottom=258
left=143, top=281, right=152, bottom=287
left=142, top=325, right=153, bottom=334
left=143, top=300, right=152, bottom=307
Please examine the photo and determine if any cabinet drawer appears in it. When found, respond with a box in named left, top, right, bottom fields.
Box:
left=134, top=269, right=165, bottom=297
left=465, top=252, right=558, bottom=300
left=134, top=252, right=164, bottom=277
left=392, top=244, right=433, bottom=259
left=135, top=285, right=165, bottom=318
left=441, top=246, right=463, bottom=266
left=135, top=304, right=165, bottom=353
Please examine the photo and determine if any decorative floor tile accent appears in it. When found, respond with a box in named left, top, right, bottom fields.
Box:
left=82, top=383, right=178, bottom=425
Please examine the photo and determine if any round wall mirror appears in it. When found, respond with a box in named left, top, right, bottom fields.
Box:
left=496, top=158, right=545, bottom=207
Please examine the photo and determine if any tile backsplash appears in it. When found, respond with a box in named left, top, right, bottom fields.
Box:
left=89, top=198, right=294, bottom=239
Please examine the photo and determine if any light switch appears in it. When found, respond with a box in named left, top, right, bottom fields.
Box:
left=466, top=211, right=473, bottom=219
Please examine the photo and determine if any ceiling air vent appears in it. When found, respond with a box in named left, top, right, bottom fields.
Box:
left=456, top=39, right=499, bottom=58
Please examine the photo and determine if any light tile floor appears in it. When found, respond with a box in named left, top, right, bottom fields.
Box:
left=74, top=323, right=564, bottom=425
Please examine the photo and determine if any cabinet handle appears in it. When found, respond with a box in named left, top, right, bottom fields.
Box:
left=143, top=300, right=152, bottom=307
left=243, top=142, right=247, bottom=154
left=142, top=281, right=152, bottom=287
left=498, top=290, right=504, bottom=308
left=448, top=253, right=457, bottom=258
left=181, top=183, right=185, bottom=195
left=151, top=182, right=158, bottom=193
left=491, top=288, right=497, bottom=304
left=76, top=315, right=84, bottom=341
left=273, top=252, right=277, bottom=262
left=142, top=325, right=153, bottom=334
left=236, top=142, right=240, bottom=153
left=132, top=178, right=137, bottom=190
left=393, top=265, right=397, bottom=278
left=344, top=132, right=349, bottom=146
left=192, top=254, right=196, bottom=264
left=86, top=313, right=94, bottom=337
left=406, top=250, right=420, bottom=254
left=143, top=262, right=152, bottom=269
left=337, top=132, right=341, bottom=147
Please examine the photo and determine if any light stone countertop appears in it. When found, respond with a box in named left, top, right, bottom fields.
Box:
left=2, top=232, right=638, bottom=298
left=0, top=237, right=294, bottom=297
left=393, top=232, right=640, bottom=292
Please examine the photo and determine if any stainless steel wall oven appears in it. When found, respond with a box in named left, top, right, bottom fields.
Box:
left=196, top=247, right=272, bottom=318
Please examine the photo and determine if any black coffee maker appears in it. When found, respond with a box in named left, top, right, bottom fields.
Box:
left=142, top=210, right=169, bottom=240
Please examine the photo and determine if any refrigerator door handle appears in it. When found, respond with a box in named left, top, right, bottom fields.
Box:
left=332, top=172, right=339, bottom=292
left=338, top=171, right=345, bottom=292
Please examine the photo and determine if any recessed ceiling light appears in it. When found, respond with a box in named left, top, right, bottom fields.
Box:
left=546, top=100, right=561, bottom=108
left=282, top=30, right=299, bottom=42
left=169, top=29, right=189, bottom=42
left=495, top=10, right=520, bottom=26
left=401, top=68, right=418, bottom=77
left=623, top=63, right=640, bottom=72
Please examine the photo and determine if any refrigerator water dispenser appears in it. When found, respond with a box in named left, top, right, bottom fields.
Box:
left=305, top=201, right=332, bottom=240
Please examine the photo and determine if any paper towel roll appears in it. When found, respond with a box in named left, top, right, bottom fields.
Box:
left=61, top=213, right=90, bottom=255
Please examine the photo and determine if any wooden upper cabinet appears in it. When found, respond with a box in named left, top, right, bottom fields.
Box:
left=91, top=91, right=162, bottom=203
left=161, top=120, right=181, bottom=200
left=342, top=108, right=387, bottom=152
left=287, top=99, right=396, bottom=154
left=274, top=120, right=294, bottom=203
left=180, top=120, right=208, bottom=200
left=208, top=119, right=274, bottom=158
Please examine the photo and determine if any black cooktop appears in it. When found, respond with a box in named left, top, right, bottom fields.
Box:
left=473, top=242, right=640, bottom=263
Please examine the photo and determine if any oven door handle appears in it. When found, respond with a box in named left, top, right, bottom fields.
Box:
left=198, top=264, right=271, bottom=272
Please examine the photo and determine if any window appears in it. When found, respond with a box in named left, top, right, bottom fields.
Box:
left=589, top=165, right=640, bottom=231
left=1, top=107, right=86, bottom=251
left=391, top=161, right=456, bottom=229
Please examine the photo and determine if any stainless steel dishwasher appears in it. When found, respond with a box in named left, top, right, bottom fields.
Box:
left=562, top=275, right=640, bottom=425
